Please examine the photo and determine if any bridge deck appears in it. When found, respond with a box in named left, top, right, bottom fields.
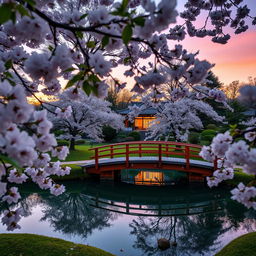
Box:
left=83, top=156, right=213, bottom=169
left=82, top=156, right=213, bottom=170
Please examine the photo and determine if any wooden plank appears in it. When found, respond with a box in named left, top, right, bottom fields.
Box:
left=214, top=157, right=218, bottom=170
left=126, top=144, right=129, bottom=167
left=158, top=144, right=162, bottom=167
left=185, top=146, right=190, bottom=170
left=95, top=148, right=98, bottom=170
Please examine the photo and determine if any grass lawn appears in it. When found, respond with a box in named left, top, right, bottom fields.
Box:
left=0, top=233, right=115, bottom=256
left=56, top=143, right=109, bottom=162
left=216, top=232, right=256, bottom=256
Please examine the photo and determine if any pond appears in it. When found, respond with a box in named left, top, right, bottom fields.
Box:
left=0, top=180, right=255, bottom=256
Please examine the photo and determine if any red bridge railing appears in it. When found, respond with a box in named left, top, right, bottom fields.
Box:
left=89, top=141, right=218, bottom=170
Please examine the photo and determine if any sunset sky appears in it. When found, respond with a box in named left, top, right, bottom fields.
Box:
left=112, top=1, right=256, bottom=89
left=177, top=0, right=256, bottom=85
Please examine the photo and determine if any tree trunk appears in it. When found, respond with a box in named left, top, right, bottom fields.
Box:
left=69, top=138, right=75, bottom=151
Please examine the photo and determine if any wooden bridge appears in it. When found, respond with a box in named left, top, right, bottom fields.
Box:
left=82, top=141, right=217, bottom=183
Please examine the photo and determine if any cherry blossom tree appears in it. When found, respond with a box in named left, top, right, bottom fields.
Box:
left=128, top=83, right=225, bottom=141
left=200, top=117, right=256, bottom=210
left=50, top=90, right=124, bottom=150
left=222, top=80, right=241, bottom=100
left=238, top=85, right=256, bottom=109
left=0, top=0, right=255, bottom=230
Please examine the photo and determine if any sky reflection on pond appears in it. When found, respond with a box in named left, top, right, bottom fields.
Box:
left=0, top=180, right=256, bottom=256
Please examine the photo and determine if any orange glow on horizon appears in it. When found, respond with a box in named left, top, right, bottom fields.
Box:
left=181, top=31, right=256, bottom=84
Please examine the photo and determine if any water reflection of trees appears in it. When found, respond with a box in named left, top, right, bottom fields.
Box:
left=1, top=183, right=256, bottom=256
left=0, top=192, right=43, bottom=217
left=130, top=214, right=225, bottom=256
left=40, top=192, right=117, bottom=238
left=20, top=193, right=43, bottom=217
left=0, top=186, right=117, bottom=239
left=129, top=202, right=256, bottom=256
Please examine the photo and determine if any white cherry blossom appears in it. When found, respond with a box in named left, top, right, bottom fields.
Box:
left=2, top=187, right=21, bottom=204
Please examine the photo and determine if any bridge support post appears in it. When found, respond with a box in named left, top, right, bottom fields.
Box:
left=110, top=145, right=113, bottom=159
left=126, top=144, right=129, bottom=167
left=185, top=146, right=190, bottom=170
left=214, top=157, right=218, bottom=170
left=158, top=144, right=162, bottom=167
left=95, top=148, right=99, bottom=170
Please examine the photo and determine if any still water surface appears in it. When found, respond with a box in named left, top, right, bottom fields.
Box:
left=0, top=180, right=255, bottom=256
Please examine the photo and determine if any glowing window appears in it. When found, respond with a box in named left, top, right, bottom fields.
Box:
left=134, top=116, right=156, bottom=129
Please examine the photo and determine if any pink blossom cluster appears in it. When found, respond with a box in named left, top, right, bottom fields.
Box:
left=200, top=129, right=256, bottom=209
left=1, top=208, right=24, bottom=231
left=231, top=183, right=256, bottom=209
left=129, top=89, right=224, bottom=142
left=0, top=79, right=71, bottom=230
left=180, top=0, right=255, bottom=44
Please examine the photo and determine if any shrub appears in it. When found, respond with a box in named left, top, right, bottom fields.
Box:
left=129, top=131, right=140, bottom=141
left=200, top=129, right=217, bottom=142
left=116, top=132, right=127, bottom=142
left=117, top=131, right=127, bottom=138
left=75, top=139, right=86, bottom=145
left=200, top=140, right=211, bottom=146
left=167, top=136, right=175, bottom=141
left=206, top=124, right=217, bottom=130
left=117, top=134, right=126, bottom=139
left=57, top=140, right=69, bottom=146
left=124, top=136, right=135, bottom=141
left=188, top=132, right=200, bottom=144
left=102, top=125, right=117, bottom=142
left=218, top=126, right=229, bottom=133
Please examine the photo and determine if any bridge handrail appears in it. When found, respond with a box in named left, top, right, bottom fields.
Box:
left=89, top=141, right=202, bottom=150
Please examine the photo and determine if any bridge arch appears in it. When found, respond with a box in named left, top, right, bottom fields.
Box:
left=82, top=141, right=217, bottom=183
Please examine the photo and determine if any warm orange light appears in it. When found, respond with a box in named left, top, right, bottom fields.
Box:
left=134, top=116, right=156, bottom=130
left=135, top=171, right=164, bottom=185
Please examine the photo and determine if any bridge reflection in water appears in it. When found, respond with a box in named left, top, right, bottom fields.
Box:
left=82, top=182, right=226, bottom=217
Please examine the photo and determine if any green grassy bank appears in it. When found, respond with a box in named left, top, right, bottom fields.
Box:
left=216, top=232, right=256, bottom=256
left=0, top=233, right=115, bottom=256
